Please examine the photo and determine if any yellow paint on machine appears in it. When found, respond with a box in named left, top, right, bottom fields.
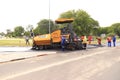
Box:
left=33, top=30, right=62, bottom=45
left=33, top=34, right=51, bottom=45
left=51, top=30, right=61, bottom=43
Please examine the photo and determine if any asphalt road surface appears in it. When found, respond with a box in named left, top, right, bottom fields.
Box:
left=0, top=46, right=120, bottom=80
left=0, top=46, right=31, bottom=52
left=0, top=44, right=99, bottom=52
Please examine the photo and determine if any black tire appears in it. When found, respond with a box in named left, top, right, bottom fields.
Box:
left=83, top=43, right=87, bottom=50
left=71, top=46, right=75, bottom=51
left=77, top=42, right=83, bottom=50
left=39, top=46, right=44, bottom=50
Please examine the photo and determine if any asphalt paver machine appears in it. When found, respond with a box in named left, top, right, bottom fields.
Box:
left=32, top=18, right=83, bottom=50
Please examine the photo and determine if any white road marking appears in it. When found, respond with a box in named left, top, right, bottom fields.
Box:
left=3, top=50, right=109, bottom=80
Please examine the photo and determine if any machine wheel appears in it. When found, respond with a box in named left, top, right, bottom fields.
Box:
left=32, top=44, right=38, bottom=50
left=68, top=43, right=75, bottom=51
left=78, top=42, right=83, bottom=50
left=39, top=46, right=44, bottom=50
left=35, top=46, right=40, bottom=50
left=82, top=43, right=87, bottom=50
left=71, top=46, right=75, bottom=51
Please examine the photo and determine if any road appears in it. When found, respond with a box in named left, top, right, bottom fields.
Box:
left=0, top=46, right=120, bottom=80
left=0, top=44, right=97, bottom=52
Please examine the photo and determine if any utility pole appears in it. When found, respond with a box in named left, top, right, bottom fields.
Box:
left=49, top=0, right=51, bottom=34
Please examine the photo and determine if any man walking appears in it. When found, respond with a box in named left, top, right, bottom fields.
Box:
left=112, top=35, right=116, bottom=47
left=25, top=36, right=30, bottom=45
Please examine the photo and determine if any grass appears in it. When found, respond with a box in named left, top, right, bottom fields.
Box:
left=0, top=38, right=33, bottom=47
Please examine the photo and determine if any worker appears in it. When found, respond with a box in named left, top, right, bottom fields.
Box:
left=96, top=37, right=101, bottom=45
left=80, top=35, right=84, bottom=41
left=112, top=35, right=116, bottom=47
left=61, top=36, right=66, bottom=51
left=25, top=36, right=30, bottom=45
left=88, top=35, right=92, bottom=44
left=107, top=36, right=112, bottom=47
left=81, top=35, right=87, bottom=49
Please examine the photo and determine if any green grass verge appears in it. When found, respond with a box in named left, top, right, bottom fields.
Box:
left=0, top=38, right=32, bottom=47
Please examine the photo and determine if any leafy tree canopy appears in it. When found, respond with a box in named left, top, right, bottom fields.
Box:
left=110, top=23, right=120, bottom=36
left=34, top=19, right=56, bottom=34
left=14, top=26, right=24, bottom=37
left=59, top=9, right=99, bottom=36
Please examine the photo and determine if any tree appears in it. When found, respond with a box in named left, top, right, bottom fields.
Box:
left=25, top=24, right=34, bottom=37
left=0, top=32, right=5, bottom=36
left=33, top=27, right=40, bottom=35
left=111, top=23, right=120, bottom=37
left=59, top=9, right=99, bottom=36
left=26, top=24, right=33, bottom=32
left=6, top=29, right=12, bottom=34
left=35, top=19, right=56, bottom=34
left=14, top=26, right=24, bottom=37
left=60, top=10, right=76, bottom=18
left=6, top=29, right=13, bottom=37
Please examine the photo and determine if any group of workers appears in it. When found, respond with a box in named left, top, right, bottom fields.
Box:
left=96, top=35, right=116, bottom=47
left=61, top=35, right=117, bottom=51
left=107, top=35, right=116, bottom=47
left=83, top=35, right=116, bottom=47
left=93, top=35, right=117, bottom=47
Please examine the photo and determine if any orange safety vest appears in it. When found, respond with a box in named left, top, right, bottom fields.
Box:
left=107, top=37, right=112, bottom=42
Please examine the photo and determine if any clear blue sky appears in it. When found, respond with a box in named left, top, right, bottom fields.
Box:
left=0, top=0, right=120, bottom=33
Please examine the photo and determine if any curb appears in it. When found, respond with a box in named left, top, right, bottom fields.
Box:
left=10, top=54, right=48, bottom=62
left=0, top=52, right=56, bottom=64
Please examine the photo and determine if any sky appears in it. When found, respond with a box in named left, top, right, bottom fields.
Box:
left=0, top=0, right=120, bottom=33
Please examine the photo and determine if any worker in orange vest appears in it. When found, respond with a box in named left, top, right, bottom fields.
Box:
left=88, top=35, right=92, bottom=44
left=107, top=36, right=112, bottom=47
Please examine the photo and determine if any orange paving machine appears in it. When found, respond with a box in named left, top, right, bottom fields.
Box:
left=32, top=18, right=83, bottom=50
